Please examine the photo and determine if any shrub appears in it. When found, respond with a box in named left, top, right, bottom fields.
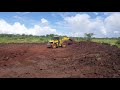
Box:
left=116, top=37, right=120, bottom=44
left=84, top=33, right=94, bottom=41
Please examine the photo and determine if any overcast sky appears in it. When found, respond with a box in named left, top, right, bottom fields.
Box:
left=0, top=12, right=120, bottom=37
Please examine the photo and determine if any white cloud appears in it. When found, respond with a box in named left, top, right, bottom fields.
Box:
left=13, top=15, right=25, bottom=22
left=14, top=15, right=22, bottom=19
left=114, top=31, right=119, bottom=34
left=0, top=19, right=57, bottom=36
left=51, top=13, right=57, bottom=17
left=105, top=13, right=120, bottom=31
left=93, top=12, right=99, bottom=15
left=41, top=18, right=48, bottom=24
left=104, top=12, right=119, bottom=16
left=63, top=14, right=105, bottom=37
left=1, top=13, right=120, bottom=38
left=40, top=18, right=49, bottom=26
left=57, top=13, right=120, bottom=37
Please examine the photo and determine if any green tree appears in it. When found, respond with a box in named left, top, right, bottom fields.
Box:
left=49, top=34, right=55, bottom=37
left=84, top=33, right=94, bottom=41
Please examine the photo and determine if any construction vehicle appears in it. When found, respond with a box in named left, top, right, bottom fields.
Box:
left=47, top=36, right=74, bottom=48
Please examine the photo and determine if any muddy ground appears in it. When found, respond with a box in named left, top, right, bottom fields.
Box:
left=0, top=42, right=120, bottom=78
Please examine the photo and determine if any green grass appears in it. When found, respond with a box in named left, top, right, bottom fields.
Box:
left=0, top=38, right=50, bottom=43
left=74, top=37, right=118, bottom=45
left=74, top=37, right=85, bottom=42
left=92, top=38, right=120, bottom=48
left=92, top=38, right=118, bottom=45
left=0, top=34, right=120, bottom=48
left=0, top=34, right=50, bottom=43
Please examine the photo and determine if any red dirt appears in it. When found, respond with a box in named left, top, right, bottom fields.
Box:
left=0, top=42, right=120, bottom=78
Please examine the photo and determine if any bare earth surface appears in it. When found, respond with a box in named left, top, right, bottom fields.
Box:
left=0, top=42, right=120, bottom=78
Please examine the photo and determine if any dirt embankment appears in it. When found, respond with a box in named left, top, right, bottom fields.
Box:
left=0, top=42, right=120, bottom=78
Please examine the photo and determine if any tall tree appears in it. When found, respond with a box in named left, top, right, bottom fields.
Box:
left=84, top=33, right=94, bottom=41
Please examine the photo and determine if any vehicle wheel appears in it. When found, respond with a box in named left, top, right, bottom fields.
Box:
left=62, top=43, right=67, bottom=48
left=52, top=44, right=57, bottom=49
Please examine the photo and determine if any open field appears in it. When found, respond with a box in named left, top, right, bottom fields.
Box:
left=92, top=38, right=117, bottom=45
left=0, top=42, right=120, bottom=78
left=0, top=34, right=120, bottom=47
left=0, top=34, right=50, bottom=43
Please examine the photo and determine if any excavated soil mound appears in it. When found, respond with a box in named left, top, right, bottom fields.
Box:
left=0, top=42, right=120, bottom=78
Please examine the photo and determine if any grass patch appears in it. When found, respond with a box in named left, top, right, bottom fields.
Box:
left=0, top=34, right=120, bottom=48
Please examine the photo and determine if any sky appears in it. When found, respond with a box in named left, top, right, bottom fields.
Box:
left=0, top=12, right=120, bottom=38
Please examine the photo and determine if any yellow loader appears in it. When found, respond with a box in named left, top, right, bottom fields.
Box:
left=47, top=36, right=74, bottom=48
